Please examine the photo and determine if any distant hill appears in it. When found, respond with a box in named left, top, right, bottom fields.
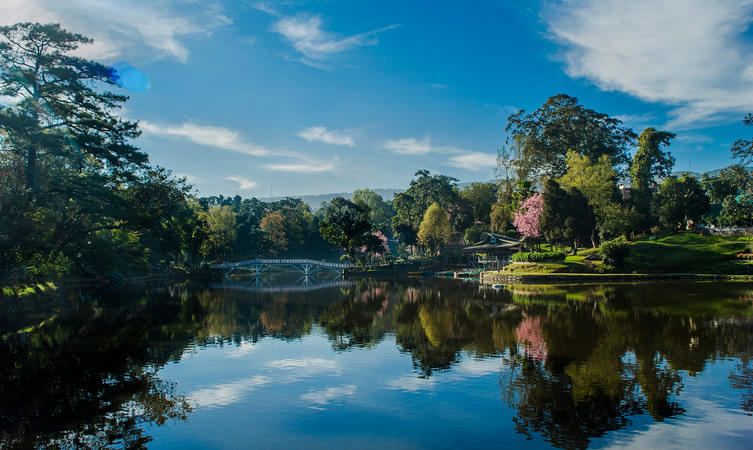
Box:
left=258, top=180, right=496, bottom=210
left=258, top=188, right=405, bottom=211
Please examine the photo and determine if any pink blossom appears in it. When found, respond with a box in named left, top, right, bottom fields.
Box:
left=515, top=313, right=547, bottom=361
left=513, top=193, right=543, bottom=239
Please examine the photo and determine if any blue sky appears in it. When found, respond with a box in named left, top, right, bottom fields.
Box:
left=3, top=0, right=753, bottom=196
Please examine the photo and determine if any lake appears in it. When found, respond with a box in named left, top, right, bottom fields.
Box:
left=1, top=279, right=752, bottom=449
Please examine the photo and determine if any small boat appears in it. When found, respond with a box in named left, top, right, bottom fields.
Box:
left=492, top=284, right=504, bottom=289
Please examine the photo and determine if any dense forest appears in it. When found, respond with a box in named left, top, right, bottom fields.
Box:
left=1, top=23, right=753, bottom=283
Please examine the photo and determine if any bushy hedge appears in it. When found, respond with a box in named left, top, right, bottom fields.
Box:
left=600, top=237, right=629, bottom=267
left=511, top=251, right=566, bottom=263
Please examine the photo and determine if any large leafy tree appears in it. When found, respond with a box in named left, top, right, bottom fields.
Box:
left=352, top=188, right=395, bottom=235
left=202, top=206, right=237, bottom=262
left=701, top=165, right=753, bottom=226
left=392, top=170, right=459, bottom=247
left=0, top=23, right=146, bottom=187
left=506, top=94, right=636, bottom=177
left=558, top=151, right=626, bottom=242
left=457, top=182, right=498, bottom=227
left=417, top=202, right=452, bottom=255
left=629, top=128, right=676, bottom=233
left=656, top=175, right=710, bottom=230
left=540, top=180, right=595, bottom=252
left=0, top=23, right=191, bottom=279
left=319, top=197, right=372, bottom=261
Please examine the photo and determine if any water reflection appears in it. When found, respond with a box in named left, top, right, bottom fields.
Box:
left=0, top=280, right=752, bottom=448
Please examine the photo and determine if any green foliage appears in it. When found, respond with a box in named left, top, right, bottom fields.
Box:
left=392, top=170, right=459, bottom=247
left=352, top=188, right=395, bottom=235
left=417, top=202, right=452, bottom=255
left=0, top=22, right=194, bottom=281
left=491, top=179, right=533, bottom=234
left=558, top=150, right=626, bottom=239
left=505, top=94, right=636, bottom=177
left=511, top=252, right=567, bottom=263
left=457, top=182, right=497, bottom=227
left=599, top=237, right=629, bottom=267
left=701, top=165, right=753, bottom=226
left=319, top=197, right=372, bottom=261
left=202, top=206, right=237, bottom=261
left=540, top=179, right=595, bottom=251
left=656, top=175, right=710, bottom=229
left=464, top=223, right=488, bottom=245
left=629, top=128, right=676, bottom=233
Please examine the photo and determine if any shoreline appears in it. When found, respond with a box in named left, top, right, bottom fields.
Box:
left=480, top=271, right=753, bottom=284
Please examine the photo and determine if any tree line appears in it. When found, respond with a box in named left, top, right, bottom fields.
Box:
left=2, top=23, right=752, bottom=282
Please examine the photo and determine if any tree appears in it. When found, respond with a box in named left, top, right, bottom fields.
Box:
left=730, top=113, right=753, bottom=166
left=418, top=202, right=452, bottom=255
left=513, top=193, right=543, bottom=241
left=656, top=175, right=710, bottom=230
left=540, top=180, right=595, bottom=253
left=0, top=23, right=193, bottom=280
left=260, top=211, right=287, bottom=256
left=392, top=170, right=459, bottom=248
left=352, top=188, right=395, bottom=235
left=319, top=197, right=372, bottom=261
left=629, top=128, right=676, bottom=232
left=506, top=94, right=636, bottom=177
left=558, top=150, right=624, bottom=243
left=701, top=165, right=753, bottom=226
left=202, top=206, right=237, bottom=261
left=460, top=182, right=498, bottom=224
left=0, top=23, right=146, bottom=188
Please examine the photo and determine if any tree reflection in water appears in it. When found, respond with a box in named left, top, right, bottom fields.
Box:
left=0, top=280, right=751, bottom=448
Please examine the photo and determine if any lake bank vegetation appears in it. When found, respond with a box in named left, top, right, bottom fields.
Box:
left=2, top=22, right=753, bottom=285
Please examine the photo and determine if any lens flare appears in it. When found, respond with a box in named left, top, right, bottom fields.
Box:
left=110, top=62, right=151, bottom=93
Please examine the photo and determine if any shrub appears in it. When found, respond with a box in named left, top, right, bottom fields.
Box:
left=511, top=251, right=566, bottom=263
left=600, top=237, right=629, bottom=267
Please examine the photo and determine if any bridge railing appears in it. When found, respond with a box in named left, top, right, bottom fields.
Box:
left=210, top=258, right=355, bottom=270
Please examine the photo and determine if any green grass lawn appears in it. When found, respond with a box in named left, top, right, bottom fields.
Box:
left=624, top=232, right=750, bottom=274
left=494, top=232, right=753, bottom=275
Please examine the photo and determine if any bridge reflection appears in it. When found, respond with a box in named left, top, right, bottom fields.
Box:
left=209, top=278, right=353, bottom=293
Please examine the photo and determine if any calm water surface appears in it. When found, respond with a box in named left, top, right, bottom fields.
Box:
left=1, top=279, right=752, bottom=449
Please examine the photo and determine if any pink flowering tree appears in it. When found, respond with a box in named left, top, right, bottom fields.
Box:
left=515, top=313, right=547, bottom=362
left=513, top=193, right=543, bottom=248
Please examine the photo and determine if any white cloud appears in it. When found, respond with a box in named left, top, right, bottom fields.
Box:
left=451, top=357, right=502, bottom=377
left=141, top=120, right=337, bottom=174
left=225, top=176, right=257, bottom=191
left=0, top=0, right=230, bottom=63
left=545, top=0, right=753, bottom=128
left=602, top=397, right=752, bottom=449
left=252, top=2, right=279, bottom=16
left=140, top=121, right=271, bottom=156
left=447, top=152, right=497, bottom=170
left=383, top=137, right=433, bottom=155
left=262, top=159, right=337, bottom=173
left=223, top=341, right=257, bottom=358
left=271, top=14, right=400, bottom=64
left=386, top=375, right=435, bottom=392
left=382, top=136, right=493, bottom=171
left=189, top=375, right=271, bottom=408
left=299, top=126, right=354, bottom=146
left=265, top=357, right=338, bottom=372
left=300, top=384, right=356, bottom=408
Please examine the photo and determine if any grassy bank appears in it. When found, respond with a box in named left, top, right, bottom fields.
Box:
left=487, top=232, right=753, bottom=280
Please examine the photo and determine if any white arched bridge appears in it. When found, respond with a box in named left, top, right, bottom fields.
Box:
left=210, top=258, right=354, bottom=279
